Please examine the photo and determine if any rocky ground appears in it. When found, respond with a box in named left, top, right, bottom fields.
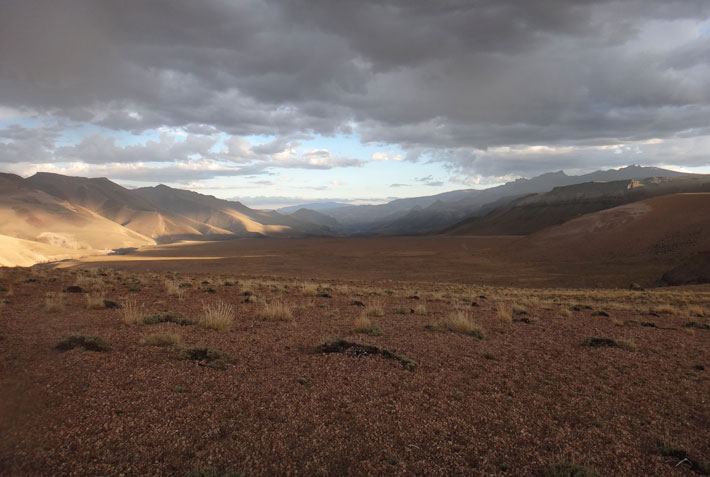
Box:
left=1, top=267, right=709, bottom=476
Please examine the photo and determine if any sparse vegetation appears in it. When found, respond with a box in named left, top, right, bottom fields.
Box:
left=256, top=300, right=293, bottom=322
left=44, top=292, right=65, bottom=312
left=121, top=299, right=143, bottom=325
left=165, top=279, right=185, bottom=299
left=199, top=301, right=234, bottom=331
left=179, top=347, right=234, bottom=369
left=301, top=282, right=318, bottom=296
left=54, top=335, right=110, bottom=352
left=431, top=310, right=485, bottom=339
left=497, top=302, right=513, bottom=323
left=314, top=339, right=417, bottom=371
left=143, top=313, right=195, bottom=326
left=543, top=463, right=598, bottom=477
left=414, top=303, right=427, bottom=315
left=582, top=337, right=636, bottom=351
left=353, top=314, right=384, bottom=336
left=365, top=298, right=385, bottom=317
left=140, top=332, right=182, bottom=347
left=85, top=293, right=106, bottom=309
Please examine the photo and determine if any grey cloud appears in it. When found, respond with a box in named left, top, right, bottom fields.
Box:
left=1, top=0, right=710, bottom=180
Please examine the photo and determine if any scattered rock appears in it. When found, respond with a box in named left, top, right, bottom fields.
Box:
left=582, top=336, right=635, bottom=351
left=296, top=376, right=311, bottom=387
left=203, top=287, right=216, bottom=293
left=316, top=292, right=332, bottom=298
left=407, top=295, right=420, bottom=300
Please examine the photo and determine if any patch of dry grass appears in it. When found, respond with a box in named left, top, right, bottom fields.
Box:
left=256, top=300, right=294, bottom=322
left=686, top=305, right=705, bottom=317
left=434, top=310, right=485, bottom=338
left=121, top=299, right=143, bottom=325
left=85, top=293, right=106, bottom=309
left=353, top=314, right=384, bottom=336
left=164, top=279, right=185, bottom=299
left=199, top=301, right=234, bottom=331
left=301, top=282, right=318, bottom=296
left=414, top=303, right=428, bottom=315
left=366, top=298, right=385, bottom=317
left=497, top=302, right=513, bottom=323
left=44, top=292, right=65, bottom=312
left=140, top=332, right=182, bottom=347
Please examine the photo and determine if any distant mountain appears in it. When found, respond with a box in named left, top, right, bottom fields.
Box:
left=0, top=173, right=329, bottom=266
left=288, top=208, right=345, bottom=234
left=278, top=201, right=350, bottom=214
left=356, top=165, right=693, bottom=235
left=448, top=176, right=710, bottom=236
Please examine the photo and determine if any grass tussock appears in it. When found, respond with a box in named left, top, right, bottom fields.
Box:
left=164, top=279, right=185, bottom=299
left=414, top=303, right=427, bottom=315
left=301, top=282, right=318, bottom=296
left=686, top=305, right=706, bottom=317
left=140, top=332, right=182, bottom=347
left=433, top=310, right=485, bottom=339
left=44, top=292, right=65, bottom=312
left=365, top=298, right=385, bottom=317
left=121, top=299, right=143, bottom=325
left=85, top=293, right=106, bottom=309
left=496, top=302, right=513, bottom=323
left=314, top=338, right=417, bottom=370
left=353, top=314, right=384, bottom=336
left=199, top=301, right=234, bottom=331
left=256, top=300, right=294, bottom=322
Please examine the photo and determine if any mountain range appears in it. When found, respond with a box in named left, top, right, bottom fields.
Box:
left=0, top=165, right=707, bottom=267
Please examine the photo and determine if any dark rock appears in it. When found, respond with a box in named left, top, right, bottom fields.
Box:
left=408, top=295, right=420, bottom=300
left=64, top=286, right=83, bottom=293
left=316, top=292, right=332, bottom=298
left=103, top=300, right=120, bottom=309
left=471, top=301, right=479, bottom=307
left=350, top=300, right=365, bottom=307
left=592, top=311, right=610, bottom=317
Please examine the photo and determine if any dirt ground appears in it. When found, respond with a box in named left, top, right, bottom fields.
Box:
left=1, top=266, right=709, bottom=476
left=60, top=235, right=677, bottom=289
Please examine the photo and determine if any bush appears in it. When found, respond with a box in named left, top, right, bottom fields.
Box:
left=55, top=335, right=110, bottom=352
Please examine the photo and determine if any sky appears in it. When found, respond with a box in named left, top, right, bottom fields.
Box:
left=1, top=0, right=709, bottom=209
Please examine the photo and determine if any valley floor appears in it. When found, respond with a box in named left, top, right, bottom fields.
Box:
left=1, top=266, right=709, bottom=476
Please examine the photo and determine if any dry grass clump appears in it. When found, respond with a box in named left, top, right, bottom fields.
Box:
left=301, top=282, right=318, bottom=296
left=434, top=310, right=485, bottom=339
left=4, top=284, right=14, bottom=297
left=652, top=304, right=678, bottom=315
left=353, top=314, right=384, bottom=336
left=85, top=293, right=106, bottom=309
left=140, top=332, right=182, bottom=347
left=74, top=275, right=103, bottom=291
left=366, top=298, right=385, bottom=317
left=256, top=300, right=294, bottom=322
left=199, top=301, right=234, bottom=331
left=44, top=292, right=65, bottom=312
left=686, top=305, right=706, bottom=317
left=497, top=302, right=513, bottom=323
left=414, top=303, right=428, bottom=315
left=121, top=299, right=143, bottom=325
left=164, top=279, right=185, bottom=299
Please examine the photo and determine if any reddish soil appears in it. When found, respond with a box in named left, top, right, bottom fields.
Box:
left=1, top=267, right=709, bottom=476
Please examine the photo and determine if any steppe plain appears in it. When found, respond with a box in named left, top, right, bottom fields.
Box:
left=1, top=234, right=709, bottom=476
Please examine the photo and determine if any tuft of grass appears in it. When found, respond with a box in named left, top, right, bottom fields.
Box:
left=686, top=305, right=705, bottom=317
left=543, top=463, right=598, bottom=477
left=496, top=302, right=513, bottom=323
left=44, top=292, right=65, bottom=312
left=582, top=336, right=636, bottom=351
left=652, top=304, right=677, bottom=315
left=684, top=321, right=710, bottom=330
left=164, top=279, right=185, bottom=299
left=301, top=282, right=318, bottom=296
left=85, top=293, right=106, bottom=309
left=140, top=332, right=182, bottom=347
left=199, top=301, right=234, bottom=332
left=353, top=314, right=384, bottom=336
left=365, top=298, right=385, bottom=317
left=256, top=300, right=294, bottom=322
left=54, top=335, right=110, bottom=352
left=179, top=347, right=234, bottom=370
left=414, top=303, right=427, bottom=315
left=433, top=310, right=485, bottom=339
left=121, top=299, right=143, bottom=325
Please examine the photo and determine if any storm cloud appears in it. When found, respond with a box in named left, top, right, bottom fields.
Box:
left=1, top=0, right=709, bottom=182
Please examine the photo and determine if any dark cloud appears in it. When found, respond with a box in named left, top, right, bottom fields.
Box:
left=1, top=0, right=709, bottom=180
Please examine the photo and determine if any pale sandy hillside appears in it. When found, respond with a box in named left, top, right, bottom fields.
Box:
left=0, top=234, right=100, bottom=267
